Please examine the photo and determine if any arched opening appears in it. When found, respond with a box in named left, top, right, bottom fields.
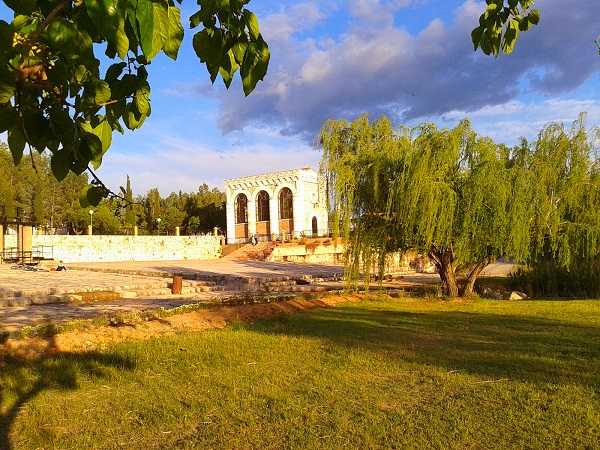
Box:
left=312, top=216, right=318, bottom=237
left=279, top=187, right=294, bottom=237
left=256, top=190, right=271, bottom=238
left=234, top=193, right=248, bottom=241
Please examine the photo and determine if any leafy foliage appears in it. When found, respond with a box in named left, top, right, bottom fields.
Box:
left=0, top=0, right=269, bottom=205
left=320, top=115, right=600, bottom=298
left=0, top=143, right=225, bottom=234
left=472, top=0, right=540, bottom=56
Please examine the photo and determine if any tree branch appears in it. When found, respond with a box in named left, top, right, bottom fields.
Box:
left=86, top=166, right=141, bottom=206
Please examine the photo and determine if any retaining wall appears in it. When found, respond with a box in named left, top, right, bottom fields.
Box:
left=268, top=239, right=421, bottom=273
left=3, top=235, right=222, bottom=263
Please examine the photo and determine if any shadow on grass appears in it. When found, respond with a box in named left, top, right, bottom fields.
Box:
left=252, top=304, right=600, bottom=387
left=0, top=333, right=135, bottom=450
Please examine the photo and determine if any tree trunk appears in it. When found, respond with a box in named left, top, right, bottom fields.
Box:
left=429, top=247, right=459, bottom=298
left=460, top=258, right=494, bottom=297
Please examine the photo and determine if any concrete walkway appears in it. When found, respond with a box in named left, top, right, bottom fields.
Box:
left=71, top=259, right=345, bottom=280
left=0, top=295, right=216, bottom=332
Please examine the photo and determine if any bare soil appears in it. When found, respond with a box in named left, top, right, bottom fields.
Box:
left=0, top=294, right=361, bottom=361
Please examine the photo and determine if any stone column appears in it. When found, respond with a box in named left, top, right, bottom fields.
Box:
left=87, top=225, right=92, bottom=236
left=269, top=192, right=279, bottom=239
left=226, top=188, right=236, bottom=244
left=247, top=197, right=257, bottom=238
left=133, top=225, right=139, bottom=236
left=175, top=226, right=180, bottom=236
left=293, top=181, right=306, bottom=239
left=17, top=225, right=33, bottom=262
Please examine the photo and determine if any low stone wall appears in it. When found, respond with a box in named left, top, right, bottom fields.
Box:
left=3, top=235, right=222, bottom=263
left=268, top=239, right=421, bottom=273
left=269, top=240, right=345, bottom=264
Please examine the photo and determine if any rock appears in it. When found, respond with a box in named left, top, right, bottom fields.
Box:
left=509, top=291, right=528, bottom=300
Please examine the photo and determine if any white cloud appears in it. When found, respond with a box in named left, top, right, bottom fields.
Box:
left=97, top=129, right=320, bottom=195
left=437, top=98, right=600, bottom=145
left=217, top=0, right=600, bottom=137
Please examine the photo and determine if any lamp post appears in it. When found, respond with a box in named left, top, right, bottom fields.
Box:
left=156, top=217, right=161, bottom=235
left=88, top=209, right=94, bottom=235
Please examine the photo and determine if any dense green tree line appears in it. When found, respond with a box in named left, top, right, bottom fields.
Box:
left=0, top=143, right=225, bottom=235
left=321, top=114, right=600, bottom=298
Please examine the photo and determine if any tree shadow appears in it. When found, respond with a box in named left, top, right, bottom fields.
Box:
left=0, top=333, right=135, bottom=450
left=251, top=304, right=600, bottom=387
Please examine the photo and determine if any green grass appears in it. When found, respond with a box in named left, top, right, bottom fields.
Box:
left=2, top=297, right=600, bottom=449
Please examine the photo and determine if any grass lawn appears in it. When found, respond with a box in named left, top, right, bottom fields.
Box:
left=1, top=296, right=599, bottom=449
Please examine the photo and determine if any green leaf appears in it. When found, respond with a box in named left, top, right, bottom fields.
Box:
left=93, top=81, right=112, bottom=105
left=23, top=112, right=51, bottom=152
left=0, top=104, right=15, bottom=133
left=502, top=19, right=520, bottom=54
left=136, top=0, right=169, bottom=61
left=134, top=81, right=151, bottom=116
left=0, top=80, right=14, bottom=104
left=192, top=28, right=225, bottom=68
left=471, top=26, right=483, bottom=51
left=3, top=0, right=36, bottom=15
left=81, top=119, right=113, bottom=155
left=528, top=9, right=540, bottom=25
left=123, top=102, right=147, bottom=130
left=87, top=185, right=107, bottom=206
left=241, top=37, right=270, bottom=96
left=105, top=62, right=127, bottom=82
left=116, top=17, right=130, bottom=59
left=79, top=186, right=92, bottom=208
left=50, top=107, right=76, bottom=146
left=74, top=133, right=103, bottom=172
left=50, top=148, right=72, bottom=181
left=8, top=125, right=25, bottom=165
left=243, top=10, right=260, bottom=40
left=136, top=0, right=155, bottom=58
left=232, top=42, right=248, bottom=65
left=189, top=10, right=203, bottom=28
left=219, top=50, right=239, bottom=88
left=164, top=5, right=184, bottom=60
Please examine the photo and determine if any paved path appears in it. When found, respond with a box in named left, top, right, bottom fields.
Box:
left=72, top=259, right=345, bottom=280
left=0, top=295, right=216, bottom=332
left=0, top=265, right=169, bottom=299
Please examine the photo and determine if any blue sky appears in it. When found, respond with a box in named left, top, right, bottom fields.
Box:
left=2, top=0, right=599, bottom=194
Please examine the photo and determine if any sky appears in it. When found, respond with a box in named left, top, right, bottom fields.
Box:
left=2, top=0, right=599, bottom=194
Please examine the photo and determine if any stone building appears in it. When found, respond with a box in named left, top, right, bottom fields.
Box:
left=225, top=168, right=329, bottom=244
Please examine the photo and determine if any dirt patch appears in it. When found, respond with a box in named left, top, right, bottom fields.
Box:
left=0, top=294, right=362, bottom=361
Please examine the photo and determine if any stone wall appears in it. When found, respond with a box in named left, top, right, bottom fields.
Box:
left=268, top=239, right=421, bottom=273
left=3, top=235, right=222, bottom=263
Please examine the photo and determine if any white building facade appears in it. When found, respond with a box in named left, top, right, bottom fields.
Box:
left=225, top=168, right=329, bottom=244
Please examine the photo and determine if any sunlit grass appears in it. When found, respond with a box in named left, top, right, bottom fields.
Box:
left=2, top=297, right=599, bottom=449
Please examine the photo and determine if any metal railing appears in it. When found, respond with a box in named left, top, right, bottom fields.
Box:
left=1, top=245, right=54, bottom=264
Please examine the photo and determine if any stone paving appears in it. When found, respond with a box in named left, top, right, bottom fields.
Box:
left=71, top=259, right=345, bottom=280
left=0, top=259, right=516, bottom=331
left=0, top=265, right=171, bottom=300
left=0, top=295, right=216, bottom=332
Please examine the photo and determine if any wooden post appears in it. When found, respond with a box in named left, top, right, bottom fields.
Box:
left=175, top=226, right=180, bottom=236
left=0, top=223, right=3, bottom=262
left=172, top=275, right=183, bottom=294
left=133, top=225, right=139, bottom=236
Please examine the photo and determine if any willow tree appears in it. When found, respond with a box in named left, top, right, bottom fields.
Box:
left=527, top=117, right=600, bottom=268
left=320, top=116, right=531, bottom=297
